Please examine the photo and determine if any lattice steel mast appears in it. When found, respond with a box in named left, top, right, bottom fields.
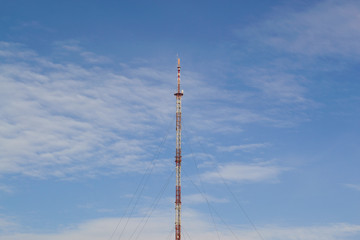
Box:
left=174, top=58, right=183, bottom=240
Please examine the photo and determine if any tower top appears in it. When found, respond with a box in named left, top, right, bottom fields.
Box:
left=175, top=58, right=183, bottom=96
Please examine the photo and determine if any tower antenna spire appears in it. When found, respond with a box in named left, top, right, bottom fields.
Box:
left=174, top=58, right=183, bottom=240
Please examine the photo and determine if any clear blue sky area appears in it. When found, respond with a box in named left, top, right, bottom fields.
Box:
left=0, top=1, right=359, bottom=240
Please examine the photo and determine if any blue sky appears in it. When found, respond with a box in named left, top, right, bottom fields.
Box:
left=0, top=0, right=360, bottom=239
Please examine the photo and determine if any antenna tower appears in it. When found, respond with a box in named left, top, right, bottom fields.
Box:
left=174, top=58, right=183, bottom=240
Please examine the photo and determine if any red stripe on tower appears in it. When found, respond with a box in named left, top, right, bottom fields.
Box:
left=174, top=58, right=183, bottom=240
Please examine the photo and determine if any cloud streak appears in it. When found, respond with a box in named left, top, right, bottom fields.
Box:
left=242, top=0, right=360, bottom=57
left=201, top=162, right=288, bottom=184
left=0, top=42, right=174, bottom=179
left=1, top=215, right=359, bottom=240
left=183, top=193, right=229, bottom=204
left=217, top=143, right=269, bottom=152
left=1, top=41, right=306, bottom=179
left=345, top=184, right=360, bottom=191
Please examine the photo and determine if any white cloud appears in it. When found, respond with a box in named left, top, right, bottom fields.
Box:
left=0, top=216, right=17, bottom=233
left=1, top=215, right=360, bottom=240
left=80, top=51, right=110, bottom=64
left=183, top=193, right=228, bottom=204
left=0, top=42, right=174, bottom=179
left=184, top=73, right=311, bottom=130
left=243, top=69, right=308, bottom=104
left=0, top=42, right=37, bottom=59
left=183, top=152, right=217, bottom=169
left=0, top=41, right=306, bottom=180
left=256, top=223, right=360, bottom=240
left=17, top=21, right=54, bottom=33
left=231, top=2, right=347, bottom=127
left=218, top=143, right=269, bottom=152
left=54, top=40, right=110, bottom=63
left=201, top=162, right=288, bottom=183
left=242, top=0, right=360, bottom=57
left=345, top=184, right=360, bottom=191
left=54, top=40, right=82, bottom=52
left=0, top=184, right=14, bottom=193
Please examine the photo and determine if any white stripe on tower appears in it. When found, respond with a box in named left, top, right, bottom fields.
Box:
left=174, top=58, right=183, bottom=240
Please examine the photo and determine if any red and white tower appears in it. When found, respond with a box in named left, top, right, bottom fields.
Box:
left=174, top=58, right=183, bottom=240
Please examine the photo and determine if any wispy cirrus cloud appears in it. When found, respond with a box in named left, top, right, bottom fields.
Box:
left=0, top=41, right=311, bottom=180
left=0, top=215, right=17, bottom=233
left=0, top=42, right=37, bottom=59
left=345, top=183, right=360, bottom=191
left=242, top=69, right=308, bottom=104
left=0, top=41, right=274, bottom=180
left=241, top=0, right=360, bottom=57
left=257, top=223, right=360, bottom=240
left=0, top=42, right=174, bottom=179
left=0, top=184, right=14, bottom=194
left=183, top=193, right=228, bottom=204
left=230, top=2, right=357, bottom=127
left=217, top=143, right=269, bottom=152
left=54, top=40, right=110, bottom=63
left=200, top=162, right=288, bottom=184
left=1, top=215, right=360, bottom=240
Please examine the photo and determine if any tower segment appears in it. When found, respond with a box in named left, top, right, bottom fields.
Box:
left=174, top=58, right=183, bottom=240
